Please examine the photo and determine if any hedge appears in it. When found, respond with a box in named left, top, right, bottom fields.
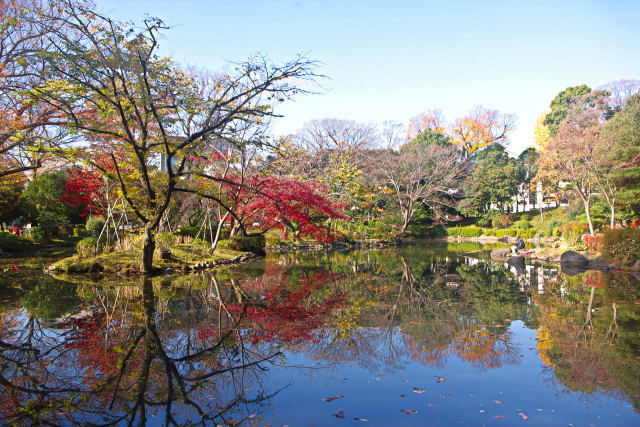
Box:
left=229, top=234, right=266, bottom=254
left=495, top=228, right=517, bottom=238
left=0, top=231, right=35, bottom=253
left=446, top=226, right=483, bottom=237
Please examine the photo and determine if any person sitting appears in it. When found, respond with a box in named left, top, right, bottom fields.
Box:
left=511, top=235, right=525, bottom=254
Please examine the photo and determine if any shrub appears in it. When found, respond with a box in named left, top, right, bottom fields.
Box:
left=86, top=216, right=105, bottom=235
left=265, top=234, right=281, bottom=247
left=446, top=227, right=461, bottom=236
left=76, top=237, right=97, bottom=258
left=492, top=214, right=513, bottom=229
left=552, top=226, right=562, bottom=237
left=446, top=226, right=482, bottom=237
left=229, top=234, right=265, bottom=254
left=477, top=211, right=498, bottom=228
left=583, top=234, right=604, bottom=251
left=175, top=226, right=199, bottom=238
left=24, top=226, right=46, bottom=243
left=517, top=229, right=536, bottom=239
left=496, top=228, right=516, bottom=238
left=560, top=222, right=589, bottom=243
left=514, top=220, right=532, bottom=229
left=602, top=228, right=640, bottom=262
left=0, top=231, right=35, bottom=253
left=73, top=226, right=86, bottom=237
left=156, top=232, right=176, bottom=248
left=458, top=226, right=483, bottom=237
left=520, top=213, right=531, bottom=221
left=482, top=228, right=496, bottom=236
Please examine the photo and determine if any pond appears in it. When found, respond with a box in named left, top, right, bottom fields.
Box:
left=0, top=242, right=639, bottom=426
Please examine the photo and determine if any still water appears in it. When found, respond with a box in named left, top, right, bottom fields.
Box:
left=0, top=242, right=638, bottom=426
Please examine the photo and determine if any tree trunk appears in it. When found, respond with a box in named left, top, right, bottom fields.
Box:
left=610, top=203, right=616, bottom=230
left=583, top=199, right=596, bottom=236
left=142, top=226, right=156, bottom=274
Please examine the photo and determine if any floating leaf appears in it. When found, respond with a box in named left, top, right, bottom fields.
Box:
left=434, top=376, right=446, bottom=383
left=354, top=417, right=368, bottom=422
left=494, top=400, right=503, bottom=404
left=400, top=394, right=408, bottom=397
left=518, top=412, right=528, bottom=420
left=323, top=395, right=345, bottom=402
left=332, top=409, right=345, bottom=418
left=494, top=415, right=505, bottom=418
left=400, top=409, right=418, bottom=415
left=413, top=387, right=426, bottom=394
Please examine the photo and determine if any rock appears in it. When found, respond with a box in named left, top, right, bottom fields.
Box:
left=630, top=260, right=640, bottom=272
left=560, top=251, right=590, bottom=265
left=490, top=248, right=510, bottom=260
left=88, top=262, right=104, bottom=274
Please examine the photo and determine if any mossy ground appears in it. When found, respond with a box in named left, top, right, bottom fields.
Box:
left=49, top=240, right=246, bottom=274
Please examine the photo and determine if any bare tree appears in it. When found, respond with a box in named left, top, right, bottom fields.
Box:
left=367, top=143, right=464, bottom=234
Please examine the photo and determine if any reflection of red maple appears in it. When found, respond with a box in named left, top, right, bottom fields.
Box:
left=226, top=271, right=347, bottom=345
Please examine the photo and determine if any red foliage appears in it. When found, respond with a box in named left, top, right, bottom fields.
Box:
left=61, top=169, right=106, bottom=216
left=226, top=271, right=347, bottom=345
left=584, top=270, right=605, bottom=288
left=583, top=234, right=604, bottom=251
left=235, top=177, right=347, bottom=242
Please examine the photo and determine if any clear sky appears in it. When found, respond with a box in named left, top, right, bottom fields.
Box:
left=99, top=0, right=640, bottom=154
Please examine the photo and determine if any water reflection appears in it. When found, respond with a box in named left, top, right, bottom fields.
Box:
left=0, top=243, right=638, bottom=425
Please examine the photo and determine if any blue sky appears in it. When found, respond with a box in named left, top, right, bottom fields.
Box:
left=100, top=0, right=640, bottom=154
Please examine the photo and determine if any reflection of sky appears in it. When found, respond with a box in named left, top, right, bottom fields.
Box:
left=261, top=322, right=637, bottom=426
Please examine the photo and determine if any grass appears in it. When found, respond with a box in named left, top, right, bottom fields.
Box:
left=49, top=239, right=246, bottom=274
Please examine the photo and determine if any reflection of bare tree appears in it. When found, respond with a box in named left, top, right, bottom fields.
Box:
left=0, top=278, right=287, bottom=425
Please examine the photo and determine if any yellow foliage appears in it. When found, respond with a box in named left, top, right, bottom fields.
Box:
left=533, top=113, right=552, bottom=151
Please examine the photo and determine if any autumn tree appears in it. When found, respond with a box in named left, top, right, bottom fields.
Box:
left=367, top=139, right=464, bottom=234
left=0, top=0, right=69, bottom=181
left=32, top=0, right=318, bottom=272
left=600, top=93, right=640, bottom=222
left=536, top=92, right=611, bottom=235
left=406, top=109, right=445, bottom=141
left=450, top=106, right=515, bottom=159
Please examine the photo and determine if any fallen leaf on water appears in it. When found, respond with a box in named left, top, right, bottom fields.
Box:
left=434, top=376, right=446, bottom=383
left=248, top=414, right=256, bottom=419
left=479, top=410, right=485, bottom=413
left=400, top=409, right=418, bottom=415
left=402, top=379, right=410, bottom=382
left=536, top=409, right=543, bottom=412
left=332, top=409, right=345, bottom=418
left=494, top=415, right=504, bottom=418
left=494, top=400, right=503, bottom=404
left=518, top=412, right=528, bottom=420
left=323, top=395, right=345, bottom=402
left=413, top=387, right=426, bottom=394
left=400, top=394, right=408, bottom=397
left=354, top=417, right=368, bottom=422
left=427, top=403, right=435, bottom=407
